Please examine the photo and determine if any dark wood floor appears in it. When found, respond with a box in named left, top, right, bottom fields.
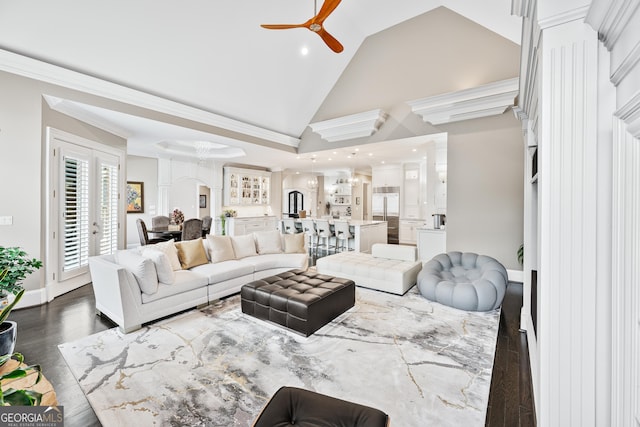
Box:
left=10, top=281, right=534, bottom=427
left=485, top=282, right=536, bottom=426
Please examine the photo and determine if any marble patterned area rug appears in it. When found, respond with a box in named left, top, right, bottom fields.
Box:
left=59, top=287, right=500, bottom=426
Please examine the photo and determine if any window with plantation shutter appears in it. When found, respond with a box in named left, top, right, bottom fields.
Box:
left=47, top=128, right=124, bottom=293
left=97, top=159, right=119, bottom=256
left=62, top=155, right=90, bottom=275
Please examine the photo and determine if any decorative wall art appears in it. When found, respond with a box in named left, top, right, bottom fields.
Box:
left=126, top=181, right=144, bottom=213
left=199, top=194, right=207, bottom=208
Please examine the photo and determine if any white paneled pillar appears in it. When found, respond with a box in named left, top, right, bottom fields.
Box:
left=538, top=15, right=600, bottom=427
left=611, top=114, right=640, bottom=426
left=157, top=158, right=171, bottom=216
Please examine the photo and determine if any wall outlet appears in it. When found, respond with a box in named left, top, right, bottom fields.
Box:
left=0, top=216, right=13, bottom=225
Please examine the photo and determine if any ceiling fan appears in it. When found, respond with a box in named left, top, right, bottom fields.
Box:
left=261, top=0, right=344, bottom=53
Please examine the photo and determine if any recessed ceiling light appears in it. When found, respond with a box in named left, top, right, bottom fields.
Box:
left=381, top=161, right=385, bottom=164
left=355, top=148, right=359, bottom=152
left=301, top=46, right=309, bottom=56
left=412, top=148, right=417, bottom=152
left=296, top=156, right=300, bottom=159
left=328, top=158, right=332, bottom=161
left=296, top=171, right=300, bottom=174
left=368, top=153, right=373, bottom=156
left=333, top=151, right=337, bottom=155
left=347, top=155, right=352, bottom=159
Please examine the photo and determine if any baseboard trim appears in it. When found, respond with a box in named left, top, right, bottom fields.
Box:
left=13, top=288, right=48, bottom=310
left=508, top=269, right=524, bottom=283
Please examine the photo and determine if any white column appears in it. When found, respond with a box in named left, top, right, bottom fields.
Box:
left=610, top=115, right=640, bottom=426
left=537, top=16, right=599, bottom=427
left=157, top=158, right=171, bottom=216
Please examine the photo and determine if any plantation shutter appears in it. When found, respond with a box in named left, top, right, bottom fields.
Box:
left=97, top=159, right=119, bottom=256
left=62, top=155, right=90, bottom=275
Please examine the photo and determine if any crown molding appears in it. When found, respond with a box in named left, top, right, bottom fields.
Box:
left=406, top=78, right=519, bottom=126
left=586, top=0, right=640, bottom=50
left=0, top=49, right=300, bottom=148
left=308, top=109, right=388, bottom=142
left=511, top=0, right=533, bottom=18
left=616, top=90, right=640, bottom=138
left=538, top=5, right=590, bottom=30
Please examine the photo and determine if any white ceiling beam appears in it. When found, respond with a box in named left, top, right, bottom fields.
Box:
left=308, top=109, right=388, bottom=142
left=406, top=78, right=519, bottom=125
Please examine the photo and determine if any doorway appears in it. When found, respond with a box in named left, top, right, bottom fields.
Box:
left=46, top=128, right=125, bottom=299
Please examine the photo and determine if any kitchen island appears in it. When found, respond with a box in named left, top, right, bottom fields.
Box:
left=290, top=218, right=388, bottom=253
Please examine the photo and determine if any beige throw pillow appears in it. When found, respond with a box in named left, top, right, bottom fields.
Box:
left=231, top=234, right=258, bottom=259
left=206, top=235, right=236, bottom=263
left=282, top=233, right=306, bottom=254
left=254, top=229, right=283, bottom=254
left=175, top=238, right=209, bottom=269
left=143, top=239, right=181, bottom=271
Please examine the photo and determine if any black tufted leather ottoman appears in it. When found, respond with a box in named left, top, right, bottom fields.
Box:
left=241, top=269, right=355, bottom=337
left=252, top=386, right=389, bottom=427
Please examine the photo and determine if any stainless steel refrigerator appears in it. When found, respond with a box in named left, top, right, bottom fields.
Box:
left=372, top=186, right=400, bottom=244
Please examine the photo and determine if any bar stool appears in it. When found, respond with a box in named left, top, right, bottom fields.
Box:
left=333, top=220, right=354, bottom=252
left=282, top=218, right=300, bottom=234
left=300, top=218, right=318, bottom=256
left=315, top=219, right=335, bottom=257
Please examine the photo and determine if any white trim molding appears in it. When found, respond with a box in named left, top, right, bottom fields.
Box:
left=586, top=0, right=640, bottom=50
left=308, top=109, right=388, bottom=142
left=0, top=49, right=300, bottom=148
left=406, top=78, right=519, bottom=126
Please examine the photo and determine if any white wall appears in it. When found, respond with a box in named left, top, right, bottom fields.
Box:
left=125, top=155, right=158, bottom=248
left=445, top=113, right=524, bottom=270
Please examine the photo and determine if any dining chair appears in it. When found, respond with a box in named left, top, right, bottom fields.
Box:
left=333, top=221, right=354, bottom=252
left=300, top=218, right=318, bottom=256
left=201, top=216, right=212, bottom=237
left=314, top=219, right=335, bottom=257
left=136, top=219, right=167, bottom=246
left=181, top=218, right=203, bottom=241
left=151, top=215, right=171, bottom=229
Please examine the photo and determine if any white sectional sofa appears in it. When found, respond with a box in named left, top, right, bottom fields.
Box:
left=89, top=230, right=308, bottom=333
left=316, top=244, right=422, bottom=295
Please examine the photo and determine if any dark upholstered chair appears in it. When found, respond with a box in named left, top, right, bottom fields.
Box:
left=136, top=219, right=166, bottom=246
left=201, top=215, right=212, bottom=237
left=151, top=215, right=170, bottom=229
left=181, top=218, right=203, bottom=241
left=252, top=386, right=389, bottom=427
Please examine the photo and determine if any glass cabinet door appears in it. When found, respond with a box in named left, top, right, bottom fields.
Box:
left=261, top=176, right=270, bottom=204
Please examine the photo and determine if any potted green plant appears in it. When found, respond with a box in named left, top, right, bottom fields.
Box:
left=0, top=247, right=43, bottom=357
left=0, top=352, right=42, bottom=405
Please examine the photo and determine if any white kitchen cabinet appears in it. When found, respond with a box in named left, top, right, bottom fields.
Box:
left=399, top=219, right=424, bottom=245
left=417, top=228, right=446, bottom=261
left=224, top=167, right=271, bottom=206
left=372, top=165, right=402, bottom=188
left=226, top=216, right=278, bottom=236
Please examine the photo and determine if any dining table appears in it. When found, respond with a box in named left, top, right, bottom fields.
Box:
left=148, top=228, right=182, bottom=241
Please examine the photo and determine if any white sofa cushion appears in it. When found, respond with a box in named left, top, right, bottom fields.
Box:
left=190, top=260, right=255, bottom=284
left=282, top=233, right=306, bottom=253
left=254, top=230, right=283, bottom=254
left=139, top=249, right=175, bottom=285
left=115, top=250, right=158, bottom=295
left=371, top=243, right=417, bottom=262
left=231, top=234, right=258, bottom=259
left=142, top=240, right=181, bottom=271
left=141, top=270, right=208, bottom=303
left=241, top=253, right=308, bottom=271
left=206, top=235, right=236, bottom=263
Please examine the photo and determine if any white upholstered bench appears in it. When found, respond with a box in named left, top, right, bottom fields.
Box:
left=315, top=243, right=422, bottom=295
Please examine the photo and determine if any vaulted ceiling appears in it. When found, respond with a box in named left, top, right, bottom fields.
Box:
left=0, top=0, right=521, bottom=172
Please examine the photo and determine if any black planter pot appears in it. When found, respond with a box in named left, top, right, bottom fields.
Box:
left=0, top=321, right=17, bottom=357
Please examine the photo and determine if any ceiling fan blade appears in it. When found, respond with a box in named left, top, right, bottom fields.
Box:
left=261, top=24, right=306, bottom=30
left=315, top=0, right=342, bottom=24
left=316, top=28, right=344, bottom=53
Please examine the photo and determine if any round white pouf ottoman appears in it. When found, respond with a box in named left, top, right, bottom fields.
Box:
left=417, top=251, right=508, bottom=311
